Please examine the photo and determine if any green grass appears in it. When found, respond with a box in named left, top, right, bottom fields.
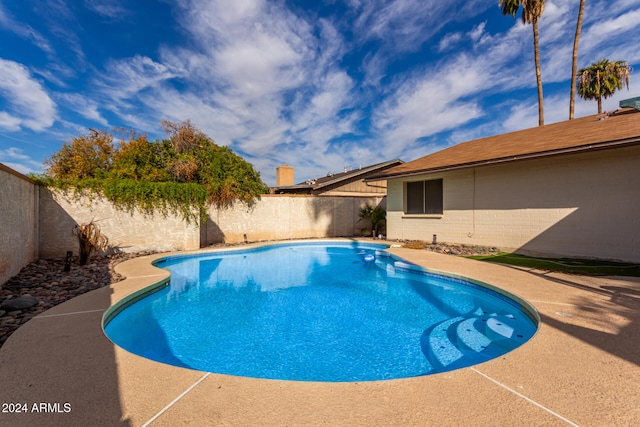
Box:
left=465, top=253, right=640, bottom=277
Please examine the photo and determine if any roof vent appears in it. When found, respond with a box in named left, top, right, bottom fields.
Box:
left=619, top=96, right=640, bottom=111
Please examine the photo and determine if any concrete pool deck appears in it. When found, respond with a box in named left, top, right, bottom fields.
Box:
left=1, top=240, right=639, bottom=426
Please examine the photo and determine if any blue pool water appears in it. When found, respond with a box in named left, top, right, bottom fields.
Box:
left=104, top=242, right=538, bottom=382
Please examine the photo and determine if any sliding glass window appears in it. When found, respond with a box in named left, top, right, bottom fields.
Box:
left=405, top=179, right=443, bottom=214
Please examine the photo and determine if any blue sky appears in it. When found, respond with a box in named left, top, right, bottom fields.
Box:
left=0, top=0, right=638, bottom=186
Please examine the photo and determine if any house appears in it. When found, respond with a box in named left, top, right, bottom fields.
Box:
left=369, top=103, right=640, bottom=263
left=272, top=159, right=402, bottom=196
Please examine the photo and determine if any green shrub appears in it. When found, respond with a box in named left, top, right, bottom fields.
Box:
left=32, top=120, right=269, bottom=222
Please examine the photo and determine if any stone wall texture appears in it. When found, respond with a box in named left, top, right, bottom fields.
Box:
left=0, top=165, right=39, bottom=285
left=386, top=145, right=640, bottom=263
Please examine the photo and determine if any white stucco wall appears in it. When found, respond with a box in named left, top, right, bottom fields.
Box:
left=386, top=145, right=640, bottom=262
left=0, top=165, right=39, bottom=286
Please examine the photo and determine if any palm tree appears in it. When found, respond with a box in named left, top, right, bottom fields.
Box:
left=569, top=0, right=586, bottom=119
left=499, top=0, right=546, bottom=126
left=358, top=204, right=386, bottom=238
left=577, top=59, right=631, bottom=114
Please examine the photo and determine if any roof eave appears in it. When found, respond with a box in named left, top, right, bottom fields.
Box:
left=366, top=137, right=640, bottom=181
left=311, top=159, right=403, bottom=188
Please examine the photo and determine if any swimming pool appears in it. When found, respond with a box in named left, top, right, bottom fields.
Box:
left=103, top=241, right=538, bottom=382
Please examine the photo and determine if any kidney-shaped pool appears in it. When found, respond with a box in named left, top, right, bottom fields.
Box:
left=103, top=241, right=538, bottom=382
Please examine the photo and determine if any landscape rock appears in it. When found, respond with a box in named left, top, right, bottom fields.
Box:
left=0, top=252, right=152, bottom=348
left=396, top=240, right=502, bottom=257
left=0, top=296, right=38, bottom=311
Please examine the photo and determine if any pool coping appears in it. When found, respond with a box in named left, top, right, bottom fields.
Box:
left=102, top=241, right=540, bottom=381
left=1, top=238, right=639, bottom=426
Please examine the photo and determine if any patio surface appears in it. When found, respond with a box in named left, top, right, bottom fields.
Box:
left=1, top=239, right=639, bottom=426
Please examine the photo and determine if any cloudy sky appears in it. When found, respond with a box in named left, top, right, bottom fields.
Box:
left=0, top=0, right=638, bottom=185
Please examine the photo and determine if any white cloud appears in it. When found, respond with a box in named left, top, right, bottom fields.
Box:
left=0, top=147, right=44, bottom=174
left=501, top=101, right=542, bottom=134
left=371, top=34, right=533, bottom=159
left=351, top=0, right=428, bottom=47
left=0, top=59, right=57, bottom=132
left=215, top=31, right=305, bottom=98
left=293, top=72, right=354, bottom=125
left=0, top=3, right=54, bottom=54
left=571, top=1, right=640, bottom=64
left=29, top=0, right=636, bottom=186
left=438, top=33, right=463, bottom=52
left=348, top=0, right=490, bottom=53
left=0, top=112, right=21, bottom=131
left=360, top=51, right=388, bottom=88
left=56, top=93, right=109, bottom=126
left=84, top=0, right=128, bottom=19
left=40, top=0, right=87, bottom=69
left=468, top=22, right=487, bottom=44
left=99, top=55, right=182, bottom=100
left=89, top=0, right=364, bottom=183
left=587, top=9, right=640, bottom=39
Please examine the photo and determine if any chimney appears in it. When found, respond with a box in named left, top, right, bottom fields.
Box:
left=276, top=164, right=294, bottom=186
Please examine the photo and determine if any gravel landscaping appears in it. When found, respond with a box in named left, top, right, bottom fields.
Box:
left=0, top=252, right=149, bottom=347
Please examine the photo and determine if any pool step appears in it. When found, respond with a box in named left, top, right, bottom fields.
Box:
left=424, top=317, right=465, bottom=368
left=455, top=318, right=492, bottom=353
left=426, top=312, right=521, bottom=370
left=485, top=316, right=515, bottom=341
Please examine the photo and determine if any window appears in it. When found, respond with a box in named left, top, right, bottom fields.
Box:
left=405, top=179, right=443, bottom=214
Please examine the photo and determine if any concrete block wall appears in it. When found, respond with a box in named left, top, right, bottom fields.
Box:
left=205, top=195, right=385, bottom=244
left=38, top=189, right=201, bottom=259
left=36, top=190, right=385, bottom=259
left=0, top=165, right=39, bottom=286
left=386, top=145, right=640, bottom=262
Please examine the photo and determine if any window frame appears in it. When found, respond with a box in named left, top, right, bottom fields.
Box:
left=403, top=178, right=443, bottom=216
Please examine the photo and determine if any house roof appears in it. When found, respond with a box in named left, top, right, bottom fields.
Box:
left=275, top=159, right=403, bottom=192
left=369, top=107, right=640, bottom=180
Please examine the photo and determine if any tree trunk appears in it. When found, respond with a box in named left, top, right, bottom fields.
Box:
left=569, top=0, right=586, bottom=119
left=597, top=96, right=602, bottom=114
left=532, top=20, right=544, bottom=126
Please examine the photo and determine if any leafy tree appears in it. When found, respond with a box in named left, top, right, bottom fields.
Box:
left=111, top=133, right=172, bottom=181
left=161, top=119, right=206, bottom=182
left=499, top=0, right=546, bottom=126
left=40, top=120, right=269, bottom=220
left=161, top=119, right=205, bottom=153
left=577, top=59, right=632, bottom=114
left=44, top=128, right=114, bottom=179
left=195, top=144, right=269, bottom=207
left=569, top=0, right=586, bottom=119
left=159, top=120, right=270, bottom=205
